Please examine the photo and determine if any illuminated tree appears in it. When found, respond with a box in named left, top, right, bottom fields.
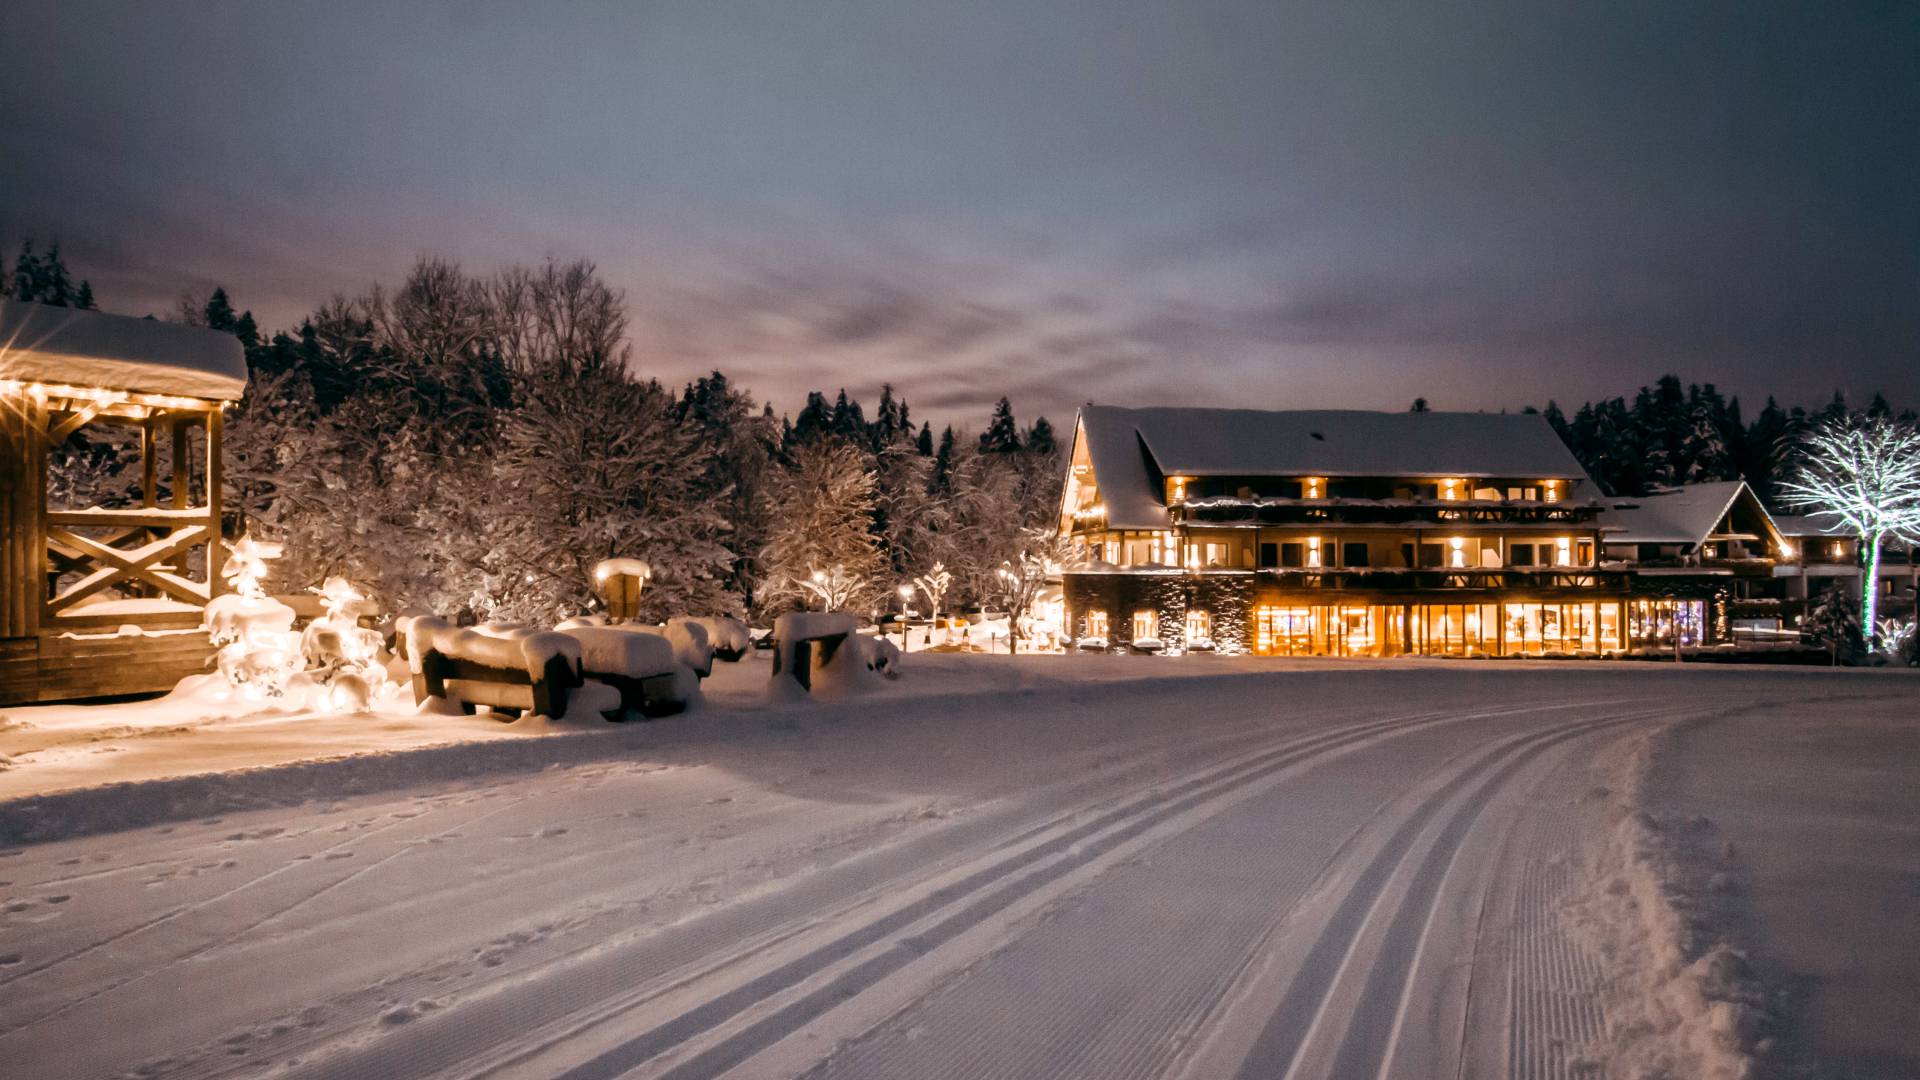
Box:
left=1779, top=414, right=1920, bottom=644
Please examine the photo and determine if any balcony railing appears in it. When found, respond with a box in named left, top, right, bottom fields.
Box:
left=1175, top=498, right=1599, bottom=527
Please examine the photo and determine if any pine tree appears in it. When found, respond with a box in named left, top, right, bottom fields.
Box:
left=789, top=391, right=832, bottom=447
left=1026, top=416, right=1057, bottom=456
left=931, top=426, right=956, bottom=492
left=1409, top=397, right=1431, bottom=413
left=980, top=397, right=1022, bottom=453
left=916, top=422, right=934, bottom=456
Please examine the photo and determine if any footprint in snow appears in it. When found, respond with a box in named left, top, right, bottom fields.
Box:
left=0, top=953, right=22, bottom=965
left=44, top=894, right=69, bottom=904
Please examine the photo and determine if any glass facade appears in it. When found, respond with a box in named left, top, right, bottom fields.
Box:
left=1247, top=600, right=1677, bottom=657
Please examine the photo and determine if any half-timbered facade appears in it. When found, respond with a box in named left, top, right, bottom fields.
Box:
left=1057, top=405, right=1733, bottom=656
left=0, top=299, right=246, bottom=703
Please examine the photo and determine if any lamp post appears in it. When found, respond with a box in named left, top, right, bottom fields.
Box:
left=897, top=584, right=913, bottom=649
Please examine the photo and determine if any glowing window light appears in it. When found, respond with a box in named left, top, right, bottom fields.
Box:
left=1303, top=477, right=1324, bottom=499
left=1448, top=537, right=1467, bottom=568
left=1307, top=536, right=1322, bottom=567
left=1556, top=537, right=1573, bottom=566
left=1442, top=478, right=1460, bottom=501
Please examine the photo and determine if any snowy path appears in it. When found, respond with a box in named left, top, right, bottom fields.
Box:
left=0, top=663, right=1898, bottom=1079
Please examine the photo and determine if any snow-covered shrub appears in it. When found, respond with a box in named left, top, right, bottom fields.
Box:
left=1801, top=588, right=1865, bottom=663
left=1870, top=617, right=1917, bottom=667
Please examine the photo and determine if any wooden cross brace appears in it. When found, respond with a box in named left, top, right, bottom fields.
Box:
left=46, top=524, right=211, bottom=612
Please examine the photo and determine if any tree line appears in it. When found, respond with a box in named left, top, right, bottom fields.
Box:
left=17, top=243, right=1063, bottom=626
left=1528, top=377, right=1917, bottom=504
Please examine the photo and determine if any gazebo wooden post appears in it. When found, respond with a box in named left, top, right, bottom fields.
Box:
left=206, top=404, right=225, bottom=597
left=171, top=417, right=190, bottom=509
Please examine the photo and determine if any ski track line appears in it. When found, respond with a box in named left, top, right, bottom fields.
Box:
left=190, top=700, right=1459, bottom=1080
left=171, top=701, right=1447, bottom=1080
left=746, top=702, right=1671, bottom=1080
left=799, top=733, right=1431, bottom=1080
left=535, top=699, right=1638, bottom=1080
left=1506, top=773, right=1608, bottom=1080
left=0, top=784, right=549, bottom=1035
left=385, top=705, right=1475, bottom=1080
left=1231, top=703, right=1700, bottom=1080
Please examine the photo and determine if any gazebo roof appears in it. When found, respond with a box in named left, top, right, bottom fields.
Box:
left=0, top=298, right=247, bottom=402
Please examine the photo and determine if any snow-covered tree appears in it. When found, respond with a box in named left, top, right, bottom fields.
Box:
left=483, top=363, right=734, bottom=625
left=758, top=438, right=886, bottom=613
left=989, top=528, right=1069, bottom=641
left=913, top=562, right=953, bottom=619
left=1779, top=414, right=1920, bottom=644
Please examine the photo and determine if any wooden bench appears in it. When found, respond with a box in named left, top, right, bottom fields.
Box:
left=405, top=617, right=584, bottom=719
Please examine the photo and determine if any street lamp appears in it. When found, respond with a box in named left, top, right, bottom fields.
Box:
left=897, top=584, right=913, bottom=649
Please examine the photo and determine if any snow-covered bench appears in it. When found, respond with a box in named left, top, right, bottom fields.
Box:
left=404, top=617, right=584, bottom=719
left=770, top=613, right=900, bottom=693
left=553, top=622, right=697, bottom=718
left=691, top=616, right=752, bottom=662
left=556, top=616, right=713, bottom=679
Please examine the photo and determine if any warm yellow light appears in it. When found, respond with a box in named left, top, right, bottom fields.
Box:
left=1780, top=542, right=1795, bottom=558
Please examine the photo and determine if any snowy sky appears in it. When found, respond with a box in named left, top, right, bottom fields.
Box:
left=3, top=2, right=1916, bottom=426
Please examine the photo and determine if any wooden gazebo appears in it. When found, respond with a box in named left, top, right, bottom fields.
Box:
left=0, top=299, right=247, bottom=703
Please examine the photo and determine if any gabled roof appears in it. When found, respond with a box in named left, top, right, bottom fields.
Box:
left=0, top=298, right=248, bottom=401
left=1076, top=405, right=1592, bottom=530
left=1599, top=480, right=1782, bottom=547
left=1769, top=513, right=1852, bottom=539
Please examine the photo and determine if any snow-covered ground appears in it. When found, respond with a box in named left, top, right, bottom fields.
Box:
left=0, top=659, right=1911, bottom=1078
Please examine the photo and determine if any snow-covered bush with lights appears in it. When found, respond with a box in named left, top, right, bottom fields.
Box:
left=201, top=536, right=301, bottom=697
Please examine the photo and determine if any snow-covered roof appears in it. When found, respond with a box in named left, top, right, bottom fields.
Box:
left=1769, top=513, right=1852, bottom=539
left=0, top=298, right=248, bottom=401
left=1077, top=405, right=1592, bottom=530
left=1598, top=481, right=1781, bottom=547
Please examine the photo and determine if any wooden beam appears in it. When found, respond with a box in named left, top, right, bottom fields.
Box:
left=207, top=407, right=224, bottom=596
left=172, top=418, right=191, bottom=509
left=47, top=401, right=111, bottom=443
left=47, top=509, right=206, bottom=528
left=141, top=414, right=158, bottom=508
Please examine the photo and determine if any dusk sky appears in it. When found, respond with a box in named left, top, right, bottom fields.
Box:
left=4, top=2, right=1916, bottom=427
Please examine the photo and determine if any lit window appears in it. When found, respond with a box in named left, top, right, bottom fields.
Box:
left=1555, top=537, right=1572, bottom=566
left=1303, top=477, right=1324, bottom=499
left=1307, top=537, right=1322, bottom=567
left=1442, top=478, right=1460, bottom=501
left=1449, top=537, right=1467, bottom=568
left=1542, top=480, right=1561, bottom=503
left=1185, top=610, right=1211, bottom=643
left=1132, top=609, right=1158, bottom=642
left=1086, top=610, right=1109, bottom=638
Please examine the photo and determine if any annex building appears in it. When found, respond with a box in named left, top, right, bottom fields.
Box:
left=1055, top=405, right=1784, bottom=657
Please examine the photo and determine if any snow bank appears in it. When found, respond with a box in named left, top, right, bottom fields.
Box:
left=1567, top=725, right=1767, bottom=1080
left=402, top=617, right=581, bottom=680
